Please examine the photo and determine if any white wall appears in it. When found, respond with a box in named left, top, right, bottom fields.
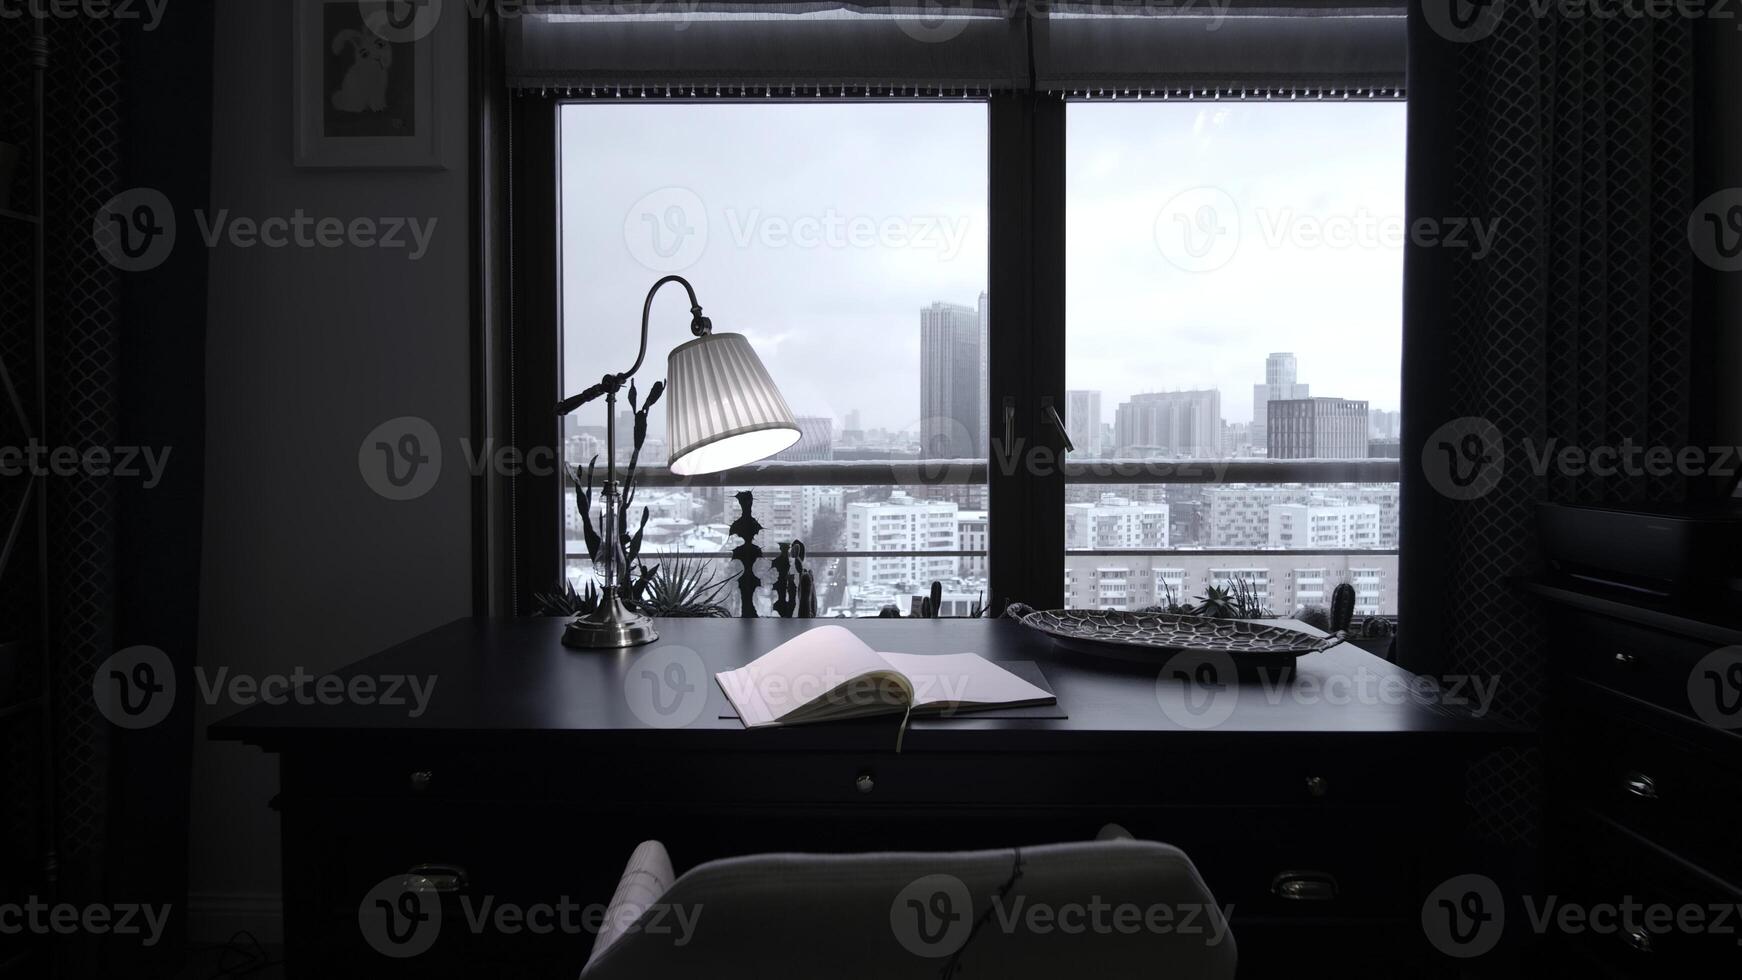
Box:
left=189, top=2, right=472, bottom=939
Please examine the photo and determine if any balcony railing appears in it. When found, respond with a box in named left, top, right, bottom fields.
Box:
left=624, top=457, right=1401, bottom=488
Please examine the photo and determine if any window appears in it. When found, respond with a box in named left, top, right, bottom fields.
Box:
left=1061, top=101, right=1406, bottom=615
left=558, top=103, right=989, bottom=616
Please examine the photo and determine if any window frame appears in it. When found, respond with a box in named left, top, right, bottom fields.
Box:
left=495, top=91, right=1403, bottom=616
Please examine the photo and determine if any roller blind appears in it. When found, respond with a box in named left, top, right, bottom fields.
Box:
left=504, top=1, right=1030, bottom=93
left=504, top=1, right=1405, bottom=96
left=1033, top=3, right=1406, bottom=96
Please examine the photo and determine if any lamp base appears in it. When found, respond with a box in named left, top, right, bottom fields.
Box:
left=562, top=589, right=659, bottom=649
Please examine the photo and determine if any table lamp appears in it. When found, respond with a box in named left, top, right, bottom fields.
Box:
left=555, top=275, right=800, bottom=648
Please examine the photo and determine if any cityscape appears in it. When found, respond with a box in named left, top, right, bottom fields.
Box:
left=565, top=305, right=1400, bottom=617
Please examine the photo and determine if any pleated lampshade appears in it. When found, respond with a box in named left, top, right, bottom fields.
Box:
left=666, top=332, right=801, bottom=476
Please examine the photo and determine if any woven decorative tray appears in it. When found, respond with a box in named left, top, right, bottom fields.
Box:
left=1010, top=605, right=1345, bottom=667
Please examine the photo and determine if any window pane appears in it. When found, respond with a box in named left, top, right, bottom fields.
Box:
left=558, top=103, right=988, bottom=615
left=1063, top=101, right=1404, bottom=617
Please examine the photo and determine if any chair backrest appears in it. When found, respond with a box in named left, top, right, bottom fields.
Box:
left=581, top=839, right=1236, bottom=980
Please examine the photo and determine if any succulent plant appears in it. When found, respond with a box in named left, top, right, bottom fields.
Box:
left=1361, top=616, right=1396, bottom=638
left=640, top=555, right=733, bottom=618
left=1295, top=605, right=1332, bottom=632
left=533, top=580, right=599, bottom=617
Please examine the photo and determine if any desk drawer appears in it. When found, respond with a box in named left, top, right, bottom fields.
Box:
left=1553, top=703, right=1742, bottom=889
left=288, top=751, right=546, bottom=802
left=557, top=748, right=1434, bottom=809
left=1552, top=810, right=1742, bottom=977
left=1554, top=612, right=1718, bottom=725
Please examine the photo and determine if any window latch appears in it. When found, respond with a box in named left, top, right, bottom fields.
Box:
left=1041, top=397, right=1074, bottom=453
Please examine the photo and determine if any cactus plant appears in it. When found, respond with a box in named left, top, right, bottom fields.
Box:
left=1361, top=616, right=1395, bottom=638
left=1295, top=605, right=1332, bottom=632
left=1330, top=582, right=1356, bottom=633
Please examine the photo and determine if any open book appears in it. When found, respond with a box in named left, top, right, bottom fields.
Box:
left=716, top=625, right=1055, bottom=731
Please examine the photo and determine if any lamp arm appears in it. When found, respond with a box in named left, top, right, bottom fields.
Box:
left=556, top=274, right=710, bottom=417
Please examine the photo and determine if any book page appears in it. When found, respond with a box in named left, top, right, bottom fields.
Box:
left=716, top=626, right=895, bottom=727
left=876, top=652, right=1054, bottom=712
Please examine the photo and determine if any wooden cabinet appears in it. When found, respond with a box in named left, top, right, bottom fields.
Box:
left=1530, top=580, right=1742, bottom=977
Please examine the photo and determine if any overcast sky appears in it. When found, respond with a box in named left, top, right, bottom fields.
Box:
left=560, top=100, right=1404, bottom=441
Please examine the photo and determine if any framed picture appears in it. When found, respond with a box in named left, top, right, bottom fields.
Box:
left=293, top=0, right=444, bottom=169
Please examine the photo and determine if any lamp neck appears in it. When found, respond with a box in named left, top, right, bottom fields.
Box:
left=616, top=274, right=710, bottom=387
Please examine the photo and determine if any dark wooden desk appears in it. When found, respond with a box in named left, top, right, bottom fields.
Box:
left=213, top=617, right=1520, bottom=978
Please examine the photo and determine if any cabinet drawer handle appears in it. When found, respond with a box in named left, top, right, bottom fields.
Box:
left=1622, top=928, right=1653, bottom=953
left=1304, top=776, right=1330, bottom=799
left=1623, top=772, right=1658, bottom=800
left=408, top=863, right=468, bottom=893
left=1613, top=651, right=1637, bottom=667
left=1271, top=870, right=1338, bottom=902
left=856, top=773, right=875, bottom=794
left=409, top=770, right=434, bottom=793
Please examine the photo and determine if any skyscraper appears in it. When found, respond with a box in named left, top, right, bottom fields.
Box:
left=920, top=300, right=984, bottom=459
left=1266, top=397, right=1369, bottom=459
left=1251, top=352, right=1310, bottom=452
left=1065, top=390, right=1102, bottom=458
left=1112, top=390, right=1222, bottom=457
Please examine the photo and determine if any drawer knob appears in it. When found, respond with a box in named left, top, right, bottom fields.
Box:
left=1613, top=651, right=1638, bottom=667
left=1304, top=776, right=1330, bottom=798
left=409, top=770, right=434, bottom=793
left=1270, top=870, right=1338, bottom=902
left=1623, top=929, right=1653, bottom=953
left=856, top=773, right=874, bottom=794
left=1623, top=772, right=1658, bottom=800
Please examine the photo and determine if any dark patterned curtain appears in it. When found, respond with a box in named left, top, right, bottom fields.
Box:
left=1402, top=2, right=1693, bottom=843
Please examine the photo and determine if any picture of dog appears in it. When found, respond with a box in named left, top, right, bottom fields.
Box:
left=329, top=28, right=393, bottom=114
